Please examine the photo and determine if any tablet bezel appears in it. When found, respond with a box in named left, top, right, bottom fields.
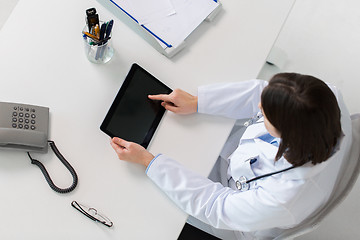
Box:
left=100, top=63, right=172, bottom=149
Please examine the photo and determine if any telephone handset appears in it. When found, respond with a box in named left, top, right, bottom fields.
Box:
left=0, top=101, right=78, bottom=193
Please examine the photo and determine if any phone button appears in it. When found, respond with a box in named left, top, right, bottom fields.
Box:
left=12, top=123, right=17, bottom=128
left=24, top=125, right=29, bottom=129
left=31, top=125, right=36, bottom=130
left=12, top=112, right=17, bottom=117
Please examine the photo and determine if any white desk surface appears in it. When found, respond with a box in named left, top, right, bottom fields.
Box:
left=0, top=0, right=294, bottom=239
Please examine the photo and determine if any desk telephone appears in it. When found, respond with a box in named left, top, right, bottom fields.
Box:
left=0, top=101, right=78, bottom=193
left=0, top=102, right=49, bottom=152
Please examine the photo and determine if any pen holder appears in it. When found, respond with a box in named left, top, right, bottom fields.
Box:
left=82, top=25, right=114, bottom=64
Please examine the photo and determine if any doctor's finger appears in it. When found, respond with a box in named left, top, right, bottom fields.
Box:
left=110, top=140, right=124, bottom=153
left=148, top=94, right=172, bottom=102
left=111, top=137, right=131, bottom=149
left=162, top=102, right=180, bottom=113
left=110, top=140, right=131, bottom=161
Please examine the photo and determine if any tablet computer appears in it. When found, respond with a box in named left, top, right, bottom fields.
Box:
left=100, top=63, right=172, bottom=148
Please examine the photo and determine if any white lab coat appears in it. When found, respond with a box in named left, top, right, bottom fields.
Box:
left=146, top=80, right=352, bottom=239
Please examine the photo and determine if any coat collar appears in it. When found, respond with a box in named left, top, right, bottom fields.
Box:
left=240, top=120, right=267, bottom=143
left=239, top=120, right=337, bottom=181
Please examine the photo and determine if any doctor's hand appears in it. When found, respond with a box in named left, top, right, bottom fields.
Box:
left=110, top=137, right=154, bottom=167
left=148, top=89, right=198, bottom=115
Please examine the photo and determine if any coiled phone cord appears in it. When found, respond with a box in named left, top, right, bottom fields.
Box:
left=27, top=140, right=78, bottom=194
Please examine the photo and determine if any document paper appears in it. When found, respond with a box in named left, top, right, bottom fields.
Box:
left=112, top=0, right=219, bottom=49
left=124, top=0, right=176, bottom=25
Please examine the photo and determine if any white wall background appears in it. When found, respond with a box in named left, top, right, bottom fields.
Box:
left=265, top=0, right=360, bottom=115
left=1, top=0, right=359, bottom=239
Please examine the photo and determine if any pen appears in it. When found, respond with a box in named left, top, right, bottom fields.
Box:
left=98, top=36, right=111, bottom=45
left=90, top=26, right=95, bottom=35
left=95, top=36, right=112, bottom=60
left=94, top=24, right=100, bottom=39
left=82, top=31, right=100, bottom=42
left=105, top=20, right=114, bottom=39
left=99, top=22, right=106, bottom=41
left=95, top=20, right=114, bottom=60
left=95, top=23, right=106, bottom=60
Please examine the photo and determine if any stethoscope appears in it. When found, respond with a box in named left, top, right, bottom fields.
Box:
left=235, top=164, right=296, bottom=191
left=235, top=112, right=297, bottom=191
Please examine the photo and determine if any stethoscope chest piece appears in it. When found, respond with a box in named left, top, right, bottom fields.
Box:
left=236, top=176, right=250, bottom=191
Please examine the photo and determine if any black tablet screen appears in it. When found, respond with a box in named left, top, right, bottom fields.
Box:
left=100, top=64, right=172, bottom=148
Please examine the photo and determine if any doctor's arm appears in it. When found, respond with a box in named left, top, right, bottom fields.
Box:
left=149, top=79, right=268, bottom=119
left=146, top=154, right=295, bottom=232
left=148, top=89, right=198, bottom=115
left=197, top=79, right=268, bottom=119
left=110, top=138, right=295, bottom=232
left=110, top=137, right=154, bottom=167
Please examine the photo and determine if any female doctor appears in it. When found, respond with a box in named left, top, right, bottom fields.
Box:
left=110, top=73, right=352, bottom=239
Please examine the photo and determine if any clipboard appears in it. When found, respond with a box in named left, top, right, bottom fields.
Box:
left=96, top=0, right=222, bottom=58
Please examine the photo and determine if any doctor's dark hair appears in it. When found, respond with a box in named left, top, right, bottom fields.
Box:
left=261, top=73, right=342, bottom=166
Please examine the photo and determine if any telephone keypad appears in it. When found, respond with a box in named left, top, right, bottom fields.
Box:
left=11, top=107, right=37, bottom=130
left=1, top=101, right=49, bottom=153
